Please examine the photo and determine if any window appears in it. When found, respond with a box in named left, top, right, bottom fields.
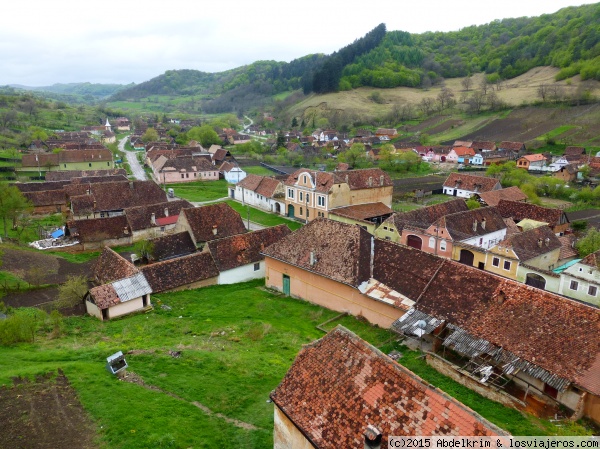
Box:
left=428, top=237, right=435, bottom=249
left=299, top=192, right=303, bottom=202
left=287, top=188, right=294, bottom=199
left=107, top=162, right=110, bottom=166
left=89, top=163, right=92, bottom=167
left=253, top=263, right=260, bottom=271
left=439, top=240, right=447, bottom=251
left=186, top=173, right=189, bottom=178
left=306, top=193, right=310, bottom=204
left=588, top=285, right=597, bottom=296
left=503, top=260, right=511, bottom=271
left=300, top=207, right=303, bottom=215
left=570, top=280, right=579, bottom=291
left=181, top=174, right=184, bottom=178
left=303, top=175, right=308, bottom=184
left=306, top=209, right=309, bottom=218
left=318, top=196, right=325, bottom=207
left=492, top=257, right=500, bottom=267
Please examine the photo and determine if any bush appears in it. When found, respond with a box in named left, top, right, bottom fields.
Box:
left=0, top=308, right=44, bottom=345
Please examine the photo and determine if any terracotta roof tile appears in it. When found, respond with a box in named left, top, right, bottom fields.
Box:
left=140, top=251, right=218, bottom=293
left=124, top=200, right=193, bottom=231
left=284, top=168, right=392, bottom=193
left=558, top=235, right=579, bottom=260
left=271, top=326, right=505, bottom=448
left=206, top=224, right=291, bottom=272
left=498, top=226, right=561, bottom=261
left=443, top=173, right=501, bottom=193
left=93, top=247, right=139, bottom=284
left=498, top=141, right=525, bottom=152
left=45, top=169, right=127, bottom=181
left=236, top=174, right=263, bottom=191
left=384, top=199, right=469, bottom=232
left=22, top=189, right=66, bottom=207
left=496, top=200, right=567, bottom=227
left=477, top=187, right=528, bottom=207
left=150, top=232, right=196, bottom=261
left=67, top=216, right=130, bottom=243
left=180, top=203, right=246, bottom=243
left=436, top=207, right=507, bottom=241
left=262, top=219, right=372, bottom=287
left=329, top=202, right=393, bottom=222
left=88, top=284, right=119, bottom=309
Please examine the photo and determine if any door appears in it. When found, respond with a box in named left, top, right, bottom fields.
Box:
left=525, top=273, right=546, bottom=290
left=459, top=249, right=475, bottom=266
left=282, top=274, right=290, bottom=296
left=287, top=204, right=295, bottom=218
left=406, top=235, right=422, bottom=250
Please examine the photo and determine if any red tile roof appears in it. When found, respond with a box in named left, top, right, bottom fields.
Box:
left=558, top=235, right=578, bottom=261
left=435, top=206, right=507, bottom=241
left=88, top=284, right=119, bottom=309
left=284, top=168, right=392, bottom=193
left=271, top=326, right=505, bottom=449
left=150, top=232, right=196, bottom=261
left=384, top=199, right=469, bottom=232
left=155, top=215, right=178, bottom=226
left=477, top=187, right=528, bottom=207
left=180, top=203, right=246, bottom=243
left=93, top=247, right=139, bottom=284
left=67, top=216, right=131, bottom=243
left=206, top=224, right=291, bottom=272
left=124, top=200, right=192, bottom=231
left=498, top=141, right=525, bottom=152
left=262, top=219, right=372, bottom=287
left=497, top=225, right=561, bottom=261
left=443, top=173, right=501, bottom=193
left=328, top=202, right=393, bottom=222
left=495, top=200, right=567, bottom=227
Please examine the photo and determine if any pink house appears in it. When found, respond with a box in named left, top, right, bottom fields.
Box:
left=154, top=156, right=219, bottom=184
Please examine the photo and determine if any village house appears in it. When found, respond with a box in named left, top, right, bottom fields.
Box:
left=516, top=154, right=547, bottom=171
left=442, top=173, right=501, bottom=198
left=554, top=164, right=578, bottom=183
left=283, top=168, right=393, bottom=222
left=391, top=261, right=600, bottom=424
left=113, top=117, right=131, bottom=131
left=219, top=161, right=246, bottom=183
left=66, top=180, right=167, bottom=219
left=472, top=141, right=497, bottom=152
left=65, top=215, right=132, bottom=250
left=19, top=148, right=114, bottom=173
left=173, top=203, right=247, bottom=248
left=123, top=200, right=193, bottom=241
left=232, top=174, right=286, bottom=215
left=498, top=141, right=526, bottom=155
left=152, top=156, right=218, bottom=184
left=271, top=326, right=506, bottom=449
left=495, top=199, right=570, bottom=235
left=327, top=202, right=393, bottom=234
left=374, top=128, right=398, bottom=140
left=45, top=168, right=127, bottom=182
left=473, top=186, right=528, bottom=207
left=148, top=232, right=197, bottom=261
left=556, top=249, right=600, bottom=307
left=204, top=224, right=291, bottom=284
left=374, top=199, right=469, bottom=244
left=447, top=146, right=475, bottom=164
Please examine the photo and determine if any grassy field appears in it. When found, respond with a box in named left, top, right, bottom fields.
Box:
left=167, top=179, right=229, bottom=203
left=1, top=280, right=590, bottom=449
left=225, top=200, right=303, bottom=231
left=243, top=165, right=277, bottom=176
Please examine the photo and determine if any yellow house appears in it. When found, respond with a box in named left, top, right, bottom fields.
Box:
left=283, top=168, right=393, bottom=222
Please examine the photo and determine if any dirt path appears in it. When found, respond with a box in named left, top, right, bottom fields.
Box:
left=0, top=371, right=98, bottom=449
left=120, top=370, right=261, bottom=431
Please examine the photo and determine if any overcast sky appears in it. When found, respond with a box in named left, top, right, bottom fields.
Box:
left=2, top=0, right=597, bottom=87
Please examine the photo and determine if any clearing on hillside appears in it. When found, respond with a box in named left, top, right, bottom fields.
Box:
left=0, top=371, right=98, bottom=449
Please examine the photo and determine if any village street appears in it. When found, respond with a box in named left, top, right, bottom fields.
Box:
left=119, top=135, right=147, bottom=180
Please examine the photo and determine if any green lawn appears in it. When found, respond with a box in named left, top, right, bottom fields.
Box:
left=225, top=200, right=303, bottom=231
left=243, top=165, right=277, bottom=176
left=167, top=179, right=229, bottom=203
left=1, top=280, right=588, bottom=448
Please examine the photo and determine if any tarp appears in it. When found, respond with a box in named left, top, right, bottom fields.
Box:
left=51, top=229, right=64, bottom=239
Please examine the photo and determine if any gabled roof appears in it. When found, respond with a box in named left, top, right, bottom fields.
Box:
left=434, top=207, right=506, bottom=241
left=443, top=173, right=500, bottom=193
left=236, top=173, right=263, bottom=190
left=496, top=226, right=561, bottom=261
left=45, top=169, right=127, bottom=181
left=496, top=200, right=567, bottom=227
left=271, top=326, right=505, bottom=449
left=67, top=215, right=130, bottom=243
left=558, top=235, right=579, bottom=261
left=383, top=199, right=469, bottom=233
left=564, top=146, right=585, bottom=156
left=519, top=154, right=546, bottom=162
left=328, top=202, right=392, bottom=223
left=23, top=189, right=66, bottom=207
left=471, top=141, right=497, bottom=151
left=284, top=168, right=392, bottom=193
left=124, top=200, right=193, bottom=231
left=180, top=203, right=246, bottom=243
left=89, top=272, right=152, bottom=310
left=451, top=146, right=475, bottom=157
left=140, top=251, right=219, bottom=293
left=580, top=249, right=600, bottom=268
left=255, top=177, right=282, bottom=198
left=477, top=187, right=527, bottom=207
left=158, top=156, right=214, bottom=172
left=498, top=141, right=525, bottom=151
left=93, top=247, right=139, bottom=284
left=150, top=232, right=197, bottom=261
left=262, top=219, right=372, bottom=287
left=207, top=224, right=291, bottom=272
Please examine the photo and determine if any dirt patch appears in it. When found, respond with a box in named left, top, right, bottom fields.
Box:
left=427, top=119, right=464, bottom=135
left=393, top=175, right=447, bottom=194
left=0, top=370, right=98, bottom=449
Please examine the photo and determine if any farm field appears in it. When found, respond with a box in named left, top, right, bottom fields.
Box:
left=1, top=280, right=591, bottom=449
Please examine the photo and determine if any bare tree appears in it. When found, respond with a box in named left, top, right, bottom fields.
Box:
left=461, top=75, right=473, bottom=91
left=466, top=91, right=486, bottom=115
left=400, top=103, right=415, bottom=121
left=419, top=97, right=436, bottom=116
left=437, top=87, right=455, bottom=111
left=537, top=84, right=549, bottom=102
left=480, top=77, right=489, bottom=95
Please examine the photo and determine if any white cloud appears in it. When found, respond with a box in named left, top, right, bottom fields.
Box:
left=0, top=0, right=597, bottom=86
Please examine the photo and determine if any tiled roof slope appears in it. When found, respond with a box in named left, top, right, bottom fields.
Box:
left=181, top=203, right=246, bottom=243
left=255, top=177, right=282, bottom=198
left=413, top=261, right=600, bottom=387
left=435, top=206, right=506, bottom=241
left=88, top=284, right=119, bottom=309
left=207, top=224, right=290, bottom=272
left=580, top=249, right=600, bottom=268
left=498, top=141, right=525, bottom=152
left=124, top=200, right=193, bottom=231
left=284, top=168, right=392, bottom=193
left=66, top=180, right=167, bottom=213
left=13, top=181, right=70, bottom=193
left=443, top=173, right=500, bottom=192
left=558, top=235, right=578, bottom=260
left=150, top=232, right=196, bottom=261
left=499, top=226, right=561, bottom=261
left=271, top=326, right=505, bottom=449
left=478, top=187, right=528, bottom=207
left=329, top=202, right=392, bottom=222
left=384, top=199, right=468, bottom=232
left=236, top=173, right=263, bottom=190
left=23, top=189, right=66, bottom=207
left=159, top=156, right=214, bottom=172
left=93, top=247, right=139, bottom=284
left=496, top=200, right=566, bottom=227
left=67, top=215, right=130, bottom=243
left=45, top=168, right=127, bottom=181
left=140, top=251, right=219, bottom=293
left=262, top=219, right=371, bottom=287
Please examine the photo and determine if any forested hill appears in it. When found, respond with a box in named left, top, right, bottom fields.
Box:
left=110, top=2, right=600, bottom=113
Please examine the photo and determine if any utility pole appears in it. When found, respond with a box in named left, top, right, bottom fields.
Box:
left=247, top=205, right=250, bottom=230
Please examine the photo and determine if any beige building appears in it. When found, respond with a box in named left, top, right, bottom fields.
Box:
left=282, top=168, right=392, bottom=222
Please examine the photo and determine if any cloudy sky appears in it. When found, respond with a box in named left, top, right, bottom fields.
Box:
left=2, top=0, right=597, bottom=87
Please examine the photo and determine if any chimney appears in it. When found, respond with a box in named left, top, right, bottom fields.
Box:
left=368, top=177, right=373, bottom=187
left=164, top=207, right=169, bottom=217
left=129, top=180, right=134, bottom=189
left=472, top=220, right=478, bottom=232
left=212, top=225, right=218, bottom=236
left=123, top=227, right=129, bottom=235
left=545, top=237, right=550, bottom=247
left=310, top=251, right=317, bottom=266
left=345, top=175, right=349, bottom=184
left=93, top=200, right=96, bottom=210
left=364, top=425, right=382, bottom=449
left=481, top=218, right=486, bottom=230
left=380, top=175, right=384, bottom=186
left=151, top=213, right=156, bottom=225
left=537, top=238, right=543, bottom=248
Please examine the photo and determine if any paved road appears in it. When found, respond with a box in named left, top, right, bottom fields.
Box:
left=119, top=135, right=147, bottom=180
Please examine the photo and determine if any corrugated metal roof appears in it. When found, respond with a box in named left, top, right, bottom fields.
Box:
left=391, top=308, right=443, bottom=337
left=112, top=272, right=152, bottom=302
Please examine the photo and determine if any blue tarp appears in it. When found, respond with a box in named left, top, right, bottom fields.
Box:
left=51, top=229, right=64, bottom=239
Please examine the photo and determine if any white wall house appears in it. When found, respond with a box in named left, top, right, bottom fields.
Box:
left=557, top=258, right=600, bottom=307
left=461, top=228, right=507, bottom=250
left=223, top=166, right=247, bottom=183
